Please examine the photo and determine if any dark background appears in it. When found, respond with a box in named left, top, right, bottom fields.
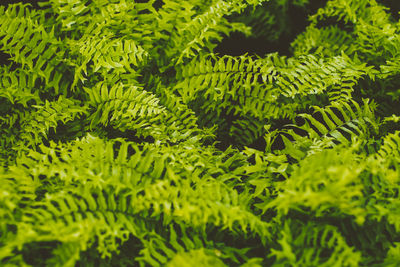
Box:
left=1, top=0, right=40, bottom=7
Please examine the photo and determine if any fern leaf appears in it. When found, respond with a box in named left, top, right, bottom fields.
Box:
left=0, top=3, right=72, bottom=94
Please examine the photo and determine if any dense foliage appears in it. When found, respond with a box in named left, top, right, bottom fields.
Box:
left=1, top=0, right=400, bottom=265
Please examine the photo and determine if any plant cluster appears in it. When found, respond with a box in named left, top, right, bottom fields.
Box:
left=1, top=0, right=400, bottom=266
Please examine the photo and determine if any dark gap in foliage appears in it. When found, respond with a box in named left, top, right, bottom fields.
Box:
left=260, top=118, right=297, bottom=151
left=306, top=0, right=329, bottom=14
left=206, top=226, right=270, bottom=265
left=77, top=234, right=142, bottom=267
left=315, top=17, right=355, bottom=33
left=112, top=141, right=122, bottom=159
left=7, top=224, right=17, bottom=235
left=273, top=117, right=294, bottom=129
left=294, top=116, right=306, bottom=127
left=215, top=0, right=328, bottom=57
left=246, top=152, right=257, bottom=166
left=214, top=31, right=285, bottom=57
left=248, top=135, right=266, bottom=151
left=378, top=0, right=400, bottom=20
left=271, top=134, right=286, bottom=152
left=0, top=99, right=14, bottom=115
left=0, top=0, right=42, bottom=9
left=382, top=121, right=400, bottom=135
left=338, top=218, right=398, bottom=262
left=215, top=3, right=308, bottom=56
left=215, top=136, right=236, bottom=153
left=153, top=0, right=164, bottom=10
left=0, top=51, right=12, bottom=66
left=104, top=125, right=155, bottom=144
left=356, top=76, right=400, bottom=119
left=41, top=138, right=51, bottom=147
left=285, top=210, right=398, bottom=263
left=47, top=120, right=87, bottom=144
left=134, top=0, right=164, bottom=11
left=21, top=241, right=61, bottom=266
left=329, top=107, right=346, bottom=122
left=38, top=89, right=57, bottom=101
left=158, top=66, right=177, bottom=85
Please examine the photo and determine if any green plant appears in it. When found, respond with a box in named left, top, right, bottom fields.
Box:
left=1, top=0, right=400, bottom=266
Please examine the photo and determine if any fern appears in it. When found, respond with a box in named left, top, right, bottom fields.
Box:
left=0, top=3, right=72, bottom=94
left=2, top=0, right=400, bottom=266
left=270, top=220, right=362, bottom=266
left=1, top=135, right=270, bottom=265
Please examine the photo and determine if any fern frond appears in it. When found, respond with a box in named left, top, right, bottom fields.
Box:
left=383, top=242, right=400, bottom=266
left=72, top=35, right=148, bottom=86
left=148, top=76, right=203, bottom=132
left=291, top=25, right=357, bottom=57
left=353, top=4, right=398, bottom=65
left=276, top=54, right=377, bottom=98
left=152, top=0, right=263, bottom=65
left=3, top=135, right=271, bottom=265
left=175, top=53, right=275, bottom=102
left=0, top=66, right=41, bottom=107
left=85, top=81, right=166, bottom=136
left=271, top=220, right=361, bottom=266
left=3, top=0, right=400, bottom=265
left=229, top=117, right=266, bottom=147
left=42, top=0, right=154, bottom=39
left=173, top=0, right=240, bottom=64
left=376, top=130, right=400, bottom=160
left=309, top=0, right=373, bottom=25
left=176, top=53, right=376, bottom=122
left=16, top=96, right=87, bottom=151
left=282, top=99, right=378, bottom=152
left=175, top=53, right=296, bottom=122
left=0, top=3, right=72, bottom=94
left=309, top=0, right=398, bottom=65
left=266, top=145, right=368, bottom=224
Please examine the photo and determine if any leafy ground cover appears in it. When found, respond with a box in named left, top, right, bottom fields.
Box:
left=1, top=0, right=400, bottom=266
